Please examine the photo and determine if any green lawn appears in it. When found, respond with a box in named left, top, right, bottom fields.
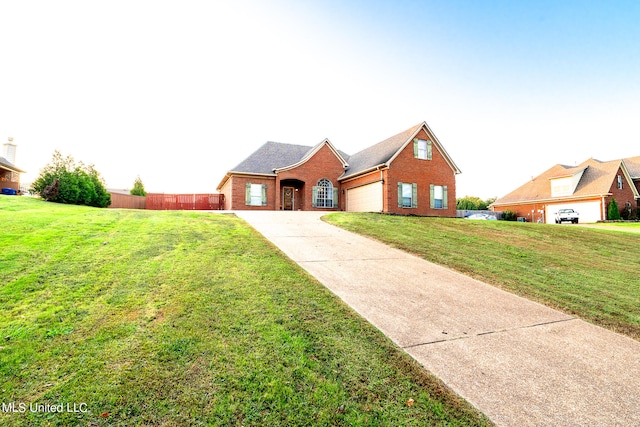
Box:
left=323, top=213, right=640, bottom=341
left=586, top=222, right=640, bottom=232
left=0, top=196, right=490, bottom=427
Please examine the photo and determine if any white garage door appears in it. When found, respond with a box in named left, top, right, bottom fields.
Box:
left=347, top=182, right=383, bottom=212
left=546, top=200, right=602, bottom=224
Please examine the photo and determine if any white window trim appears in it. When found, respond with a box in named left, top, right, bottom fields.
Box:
left=414, top=138, right=432, bottom=160
left=313, top=178, right=338, bottom=208
left=397, top=182, right=417, bottom=208
left=429, top=184, right=448, bottom=209
left=245, top=183, right=267, bottom=206
left=434, top=185, right=443, bottom=208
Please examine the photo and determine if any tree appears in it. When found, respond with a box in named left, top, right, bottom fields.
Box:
left=130, top=176, right=147, bottom=196
left=86, top=164, right=111, bottom=208
left=456, top=196, right=496, bottom=210
left=42, top=179, right=60, bottom=201
left=607, top=199, right=621, bottom=220
left=503, top=210, right=517, bottom=221
left=31, top=151, right=111, bottom=208
left=484, top=197, right=497, bottom=207
left=457, top=196, right=478, bottom=210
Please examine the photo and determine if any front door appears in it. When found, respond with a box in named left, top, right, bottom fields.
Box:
left=283, top=187, right=294, bottom=210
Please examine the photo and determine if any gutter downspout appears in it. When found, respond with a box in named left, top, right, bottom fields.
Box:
left=380, top=166, right=384, bottom=213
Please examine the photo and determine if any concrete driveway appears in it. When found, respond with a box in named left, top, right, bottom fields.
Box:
left=235, top=211, right=640, bottom=427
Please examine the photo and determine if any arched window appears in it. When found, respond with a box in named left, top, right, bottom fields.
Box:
left=313, top=178, right=336, bottom=208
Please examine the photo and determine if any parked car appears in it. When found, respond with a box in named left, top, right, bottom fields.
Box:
left=555, top=209, right=579, bottom=224
left=466, top=213, right=497, bottom=220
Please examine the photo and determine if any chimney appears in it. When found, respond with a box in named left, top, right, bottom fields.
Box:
left=3, top=137, right=17, bottom=165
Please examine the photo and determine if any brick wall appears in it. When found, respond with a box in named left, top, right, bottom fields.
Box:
left=227, top=175, right=276, bottom=210
left=275, top=143, right=345, bottom=211
left=219, top=177, right=232, bottom=210
left=605, top=167, right=638, bottom=217
left=0, top=168, right=20, bottom=191
left=340, top=170, right=388, bottom=211
left=385, top=128, right=457, bottom=217
left=490, top=202, right=549, bottom=222
left=222, top=130, right=459, bottom=215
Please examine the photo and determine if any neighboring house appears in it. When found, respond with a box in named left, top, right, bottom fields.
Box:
left=1, top=139, right=25, bottom=192
left=217, top=122, right=461, bottom=216
left=491, top=157, right=640, bottom=223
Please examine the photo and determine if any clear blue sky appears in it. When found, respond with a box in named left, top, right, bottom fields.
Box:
left=2, top=0, right=638, bottom=198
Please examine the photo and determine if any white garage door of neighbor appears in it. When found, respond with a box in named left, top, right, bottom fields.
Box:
left=347, top=182, right=383, bottom=212
left=546, top=200, right=602, bottom=224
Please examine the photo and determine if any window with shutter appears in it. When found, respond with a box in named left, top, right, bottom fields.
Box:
left=412, top=183, right=418, bottom=208
left=398, top=182, right=416, bottom=208
left=430, top=184, right=447, bottom=209
left=434, top=185, right=443, bottom=208
left=442, top=186, right=448, bottom=209
left=261, top=184, right=267, bottom=206
left=414, top=139, right=432, bottom=160
left=246, top=183, right=267, bottom=206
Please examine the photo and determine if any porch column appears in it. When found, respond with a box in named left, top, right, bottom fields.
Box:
left=275, top=175, right=281, bottom=210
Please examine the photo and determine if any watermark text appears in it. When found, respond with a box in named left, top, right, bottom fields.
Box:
left=1, top=402, right=88, bottom=414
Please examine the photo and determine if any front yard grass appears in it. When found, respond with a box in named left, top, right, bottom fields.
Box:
left=587, top=222, right=640, bottom=232
left=0, top=197, right=491, bottom=426
left=323, top=213, right=640, bottom=341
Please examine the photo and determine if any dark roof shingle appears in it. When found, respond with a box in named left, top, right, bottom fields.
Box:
left=0, top=156, right=25, bottom=173
left=341, top=123, right=423, bottom=179
left=220, top=121, right=459, bottom=190
left=229, top=141, right=314, bottom=175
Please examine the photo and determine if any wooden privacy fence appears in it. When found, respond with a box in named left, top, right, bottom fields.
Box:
left=109, top=193, right=147, bottom=209
left=146, top=193, right=225, bottom=210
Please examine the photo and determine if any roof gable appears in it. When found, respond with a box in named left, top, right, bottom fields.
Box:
left=548, top=165, right=588, bottom=180
left=342, top=123, right=422, bottom=179
left=274, top=139, right=349, bottom=172
left=229, top=141, right=313, bottom=175
left=493, top=164, right=567, bottom=205
left=549, top=166, right=587, bottom=197
left=493, top=157, right=639, bottom=206
left=217, top=121, right=460, bottom=189
left=340, top=122, right=460, bottom=180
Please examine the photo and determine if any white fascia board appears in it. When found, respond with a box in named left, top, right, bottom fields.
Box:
left=385, top=122, right=462, bottom=174
left=274, top=139, right=348, bottom=173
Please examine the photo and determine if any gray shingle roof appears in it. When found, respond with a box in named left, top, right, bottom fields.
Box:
left=0, top=156, right=25, bottom=173
left=229, top=141, right=315, bottom=175
left=341, top=123, right=423, bottom=179
left=220, top=121, right=458, bottom=189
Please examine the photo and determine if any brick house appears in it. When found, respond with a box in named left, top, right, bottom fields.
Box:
left=216, top=122, right=461, bottom=216
left=490, top=157, right=640, bottom=223
left=1, top=139, right=25, bottom=193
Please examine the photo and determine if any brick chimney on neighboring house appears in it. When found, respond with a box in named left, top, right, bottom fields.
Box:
left=3, top=137, right=17, bottom=164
